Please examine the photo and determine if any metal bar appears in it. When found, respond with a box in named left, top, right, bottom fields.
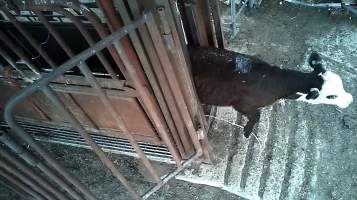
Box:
left=0, top=8, right=95, bottom=128
left=127, top=0, right=193, bottom=158
left=0, top=30, right=40, bottom=74
left=0, top=171, right=44, bottom=200
left=113, top=40, right=184, bottom=167
left=0, top=48, right=49, bottom=120
left=48, top=83, right=138, bottom=98
left=0, top=45, right=27, bottom=79
left=116, top=0, right=173, bottom=144
left=3, top=16, right=146, bottom=200
left=168, top=1, right=212, bottom=162
left=0, top=146, right=70, bottom=200
left=94, top=0, right=164, bottom=143
left=0, top=158, right=57, bottom=200
left=145, top=12, right=202, bottom=155
left=95, top=0, right=149, bottom=86
left=98, top=0, right=182, bottom=165
left=0, top=131, right=88, bottom=200
left=141, top=152, right=201, bottom=199
left=2, top=16, right=145, bottom=97
left=59, top=0, right=129, bottom=80
left=34, top=3, right=161, bottom=182
left=208, top=0, right=224, bottom=48
left=76, top=60, right=161, bottom=183
left=117, top=0, right=188, bottom=157
left=41, top=85, right=142, bottom=200
left=0, top=8, right=57, bottom=69
left=35, top=7, right=119, bottom=81
left=0, top=177, right=33, bottom=200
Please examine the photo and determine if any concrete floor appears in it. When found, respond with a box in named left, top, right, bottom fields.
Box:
left=0, top=1, right=356, bottom=200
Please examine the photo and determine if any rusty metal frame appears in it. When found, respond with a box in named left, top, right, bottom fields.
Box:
left=1, top=8, right=204, bottom=199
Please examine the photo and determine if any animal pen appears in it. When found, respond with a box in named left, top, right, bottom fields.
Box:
left=0, top=0, right=226, bottom=199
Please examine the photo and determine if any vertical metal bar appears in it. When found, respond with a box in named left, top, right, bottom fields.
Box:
left=98, top=0, right=182, bottom=165
left=0, top=171, right=44, bottom=200
left=114, top=39, right=186, bottom=164
left=208, top=0, right=224, bottom=48
left=145, top=13, right=202, bottom=155
left=0, top=176, right=33, bottom=200
left=41, top=85, right=142, bottom=200
left=0, top=132, right=88, bottom=200
left=116, top=0, right=189, bottom=157
left=231, top=0, right=237, bottom=36
left=127, top=0, right=193, bottom=158
left=168, top=1, right=212, bottom=161
left=95, top=0, right=149, bottom=85
left=0, top=160, right=56, bottom=200
left=0, top=146, right=70, bottom=200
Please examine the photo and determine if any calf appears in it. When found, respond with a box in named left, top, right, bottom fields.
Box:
left=189, top=47, right=353, bottom=137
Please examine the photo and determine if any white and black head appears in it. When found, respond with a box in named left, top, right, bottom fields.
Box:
left=296, top=52, right=353, bottom=108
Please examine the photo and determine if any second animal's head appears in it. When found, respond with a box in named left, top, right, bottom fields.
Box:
left=296, top=52, right=353, bottom=108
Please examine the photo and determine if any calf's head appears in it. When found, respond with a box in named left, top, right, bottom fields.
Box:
left=296, top=52, right=353, bottom=108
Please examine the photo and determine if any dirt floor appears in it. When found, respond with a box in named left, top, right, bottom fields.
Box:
left=1, top=0, right=356, bottom=200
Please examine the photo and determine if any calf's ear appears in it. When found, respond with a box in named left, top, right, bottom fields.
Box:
left=306, top=88, right=320, bottom=100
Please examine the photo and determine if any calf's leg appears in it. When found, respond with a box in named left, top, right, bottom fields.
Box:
left=243, top=110, right=261, bottom=138
left=233, top=105, right=261, bottom=138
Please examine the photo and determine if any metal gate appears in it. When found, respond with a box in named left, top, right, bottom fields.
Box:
left=0, top=0, right=222, bottom=199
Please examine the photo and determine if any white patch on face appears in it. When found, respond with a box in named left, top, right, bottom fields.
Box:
left=296, top=71, right=353, bottom=108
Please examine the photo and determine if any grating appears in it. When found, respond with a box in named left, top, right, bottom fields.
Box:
left=0, top=120, right=174, bottom=164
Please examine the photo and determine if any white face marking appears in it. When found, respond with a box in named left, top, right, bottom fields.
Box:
left=297, top=71, right=353, bottom=108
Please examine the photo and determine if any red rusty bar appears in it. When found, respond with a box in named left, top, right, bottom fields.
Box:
left=116, top=0, right=190, bottom=157
left=145, top=12, right=202, bottom=155
left=95, top=0, right=148, bottom=86
left=97, top=0, right=183, bottom=165
left=127, top=0, right=194, bottom=158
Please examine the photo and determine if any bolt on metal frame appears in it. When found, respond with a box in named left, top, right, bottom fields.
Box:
left=1, top=7, right=203, bottom=200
